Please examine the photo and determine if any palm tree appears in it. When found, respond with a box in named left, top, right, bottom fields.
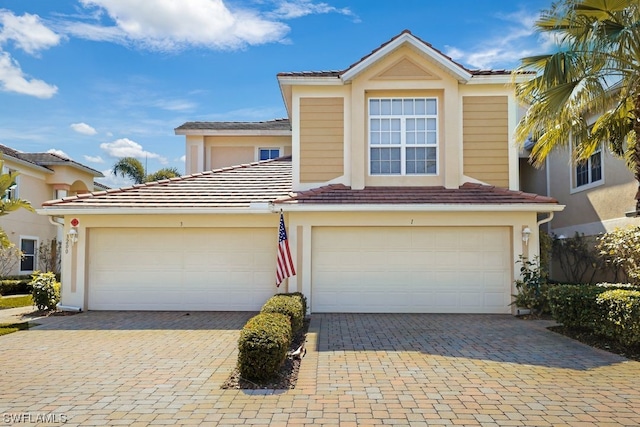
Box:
left=514, top=0, right=640, bottom=211
left=0, top=158, right=34, bottom=248
left=112, top=157, right=180, bottom=184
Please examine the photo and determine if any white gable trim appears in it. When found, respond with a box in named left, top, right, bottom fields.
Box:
left=341, top=32, right=472, bottom=83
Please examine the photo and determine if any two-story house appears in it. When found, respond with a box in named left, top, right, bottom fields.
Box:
left=40, top=31, right=562, bottom=314
left=1, top=144, right=104, bottom=276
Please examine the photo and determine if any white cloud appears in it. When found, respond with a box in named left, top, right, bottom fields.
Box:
left=179, top=155, right=186, bottom=162
left=100, top=137, right=167, bottom=164
left=47, top=148, right=71, bottom=159
left=0, top=10, right=61, bottom=54
left=70, top=122, right=98, bottom=135
left=64, top=0, right=289, bottom=51
left=445, top=10, right=543, bottom=69
left=270, top=0, right=358, bottom=21
left=83, top=154, right=104, bottom=163
left=0, top=51, right=58, bottom=98
left=152, top=99, right=197, bottom=112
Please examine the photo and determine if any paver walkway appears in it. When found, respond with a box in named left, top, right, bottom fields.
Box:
left=0, top=311, right=639, bottom=426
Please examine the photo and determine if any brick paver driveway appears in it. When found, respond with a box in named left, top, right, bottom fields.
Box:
left=1, top=311, right=639, bottom=426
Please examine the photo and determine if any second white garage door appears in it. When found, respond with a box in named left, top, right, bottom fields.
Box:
left=87, top=227, right=276, bottom=311
left=311, top=226, right=512, bottom=313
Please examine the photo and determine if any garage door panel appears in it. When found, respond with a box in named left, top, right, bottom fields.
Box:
left=88, top=228, right=276, bottom=311
left=312, top=226, right=512, bottom=314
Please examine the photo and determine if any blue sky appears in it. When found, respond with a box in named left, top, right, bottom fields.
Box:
left=0, top=0, right=553, bottom=187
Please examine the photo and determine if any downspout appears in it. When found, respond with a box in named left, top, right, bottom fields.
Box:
left=537, top=212, right=554, bottom=227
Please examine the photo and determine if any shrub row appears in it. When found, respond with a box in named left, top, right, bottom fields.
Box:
left=237, top=292, right=307, bottom=382
left=548, top=283, right=640, bottom=346
left=0, top=279, right=32, bottom=296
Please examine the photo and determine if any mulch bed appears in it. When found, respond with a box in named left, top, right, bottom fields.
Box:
left=548, top=325, right=640, bottom=362
left=518, top=314, right=640, bottom=362
left=221, top=318, right=309, bottom=390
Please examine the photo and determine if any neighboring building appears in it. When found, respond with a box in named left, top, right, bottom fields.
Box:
left=0, top=144, right=103, bottom=276
left=40, top=30, right=562, bottom=314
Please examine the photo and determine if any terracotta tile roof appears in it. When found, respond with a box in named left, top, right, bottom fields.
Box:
left=0, top=144, right=103, bottom=177
left=276, top=183, right=558, bottom=205
left=277, top=30, right=516, bottom=79
left=43, top=157, right=293, bottom=210
left=175, top=118, right=291, bottom=131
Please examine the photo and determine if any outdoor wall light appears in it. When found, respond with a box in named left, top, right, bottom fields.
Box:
left=67, top=227, right=78, bottom=245
left=522, top=227, right=532, bottom=245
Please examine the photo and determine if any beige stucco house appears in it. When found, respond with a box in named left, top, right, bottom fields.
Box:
left=40, top=31, right=562, bottom=314
left=0, top=144, right=103, bottom=276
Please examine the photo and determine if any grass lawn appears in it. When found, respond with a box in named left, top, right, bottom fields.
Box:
left=0, top=322, right=31, bottom=337
left=0, top=295, right=33, bottom=309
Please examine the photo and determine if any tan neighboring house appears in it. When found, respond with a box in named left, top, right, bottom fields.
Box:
left=40, top=30, right=563, bottom=314
left=0, top=144, right=103, bottom=276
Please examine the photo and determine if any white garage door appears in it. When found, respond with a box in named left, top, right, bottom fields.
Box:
left=88, top=228, right=276, bottom=311
left=312, top=226, right=512, bottom=313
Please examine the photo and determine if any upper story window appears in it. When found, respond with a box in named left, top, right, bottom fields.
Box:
left=575, top=149, right=602, bottom=188
left=259, top=148, right=280, bottom=161
left=369, top=98, right=438, bottom=175
left=1, top=167, right=18, bottom=201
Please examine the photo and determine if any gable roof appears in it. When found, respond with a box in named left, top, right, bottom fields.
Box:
left=42, top=156, right=293, bottom=211
left=0, top=144, right=103, bottom=177
left=277, top=30, right=513, bottom=84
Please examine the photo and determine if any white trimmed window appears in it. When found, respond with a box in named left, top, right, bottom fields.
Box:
left=369, top=97, right=438, bottom=175
left=20, top=237, right=38, bottom=273
left=258, top=148, right=280, bottom=161
left=1, top=167, right=18, bottom=200
left=575, top=149, right=602, bottom=188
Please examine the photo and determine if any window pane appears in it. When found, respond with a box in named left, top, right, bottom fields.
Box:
left=381, top=133, right=390, bottom=144
left=427, top=118, right=436, bottom=130
left=417, top=133, right=426, bottom=144
left=21, top=239, right=35, bottom=254
left=381, top=161, right=390, bottom=174
left=381, top=99, right=391, bottom=115
left=427, top=161, right=437, bottom=174
left=381, top=119, right=390, bottom=131
left=591, top=152, right=602, bottom=182
left=427, top=147, right=437, bottom=159
left=370, top=99, right=380, bottom=115
left=406, top=133, right=415, bottom=144
left=403, top=99, right=414, bottom=115
left=371, top=119, right=380, bottom=131
left=415, top=148, right=426, bottom=160
left=416, top=161, right=426, bottom=174
left=415, top=99, right=426, bottom=115
left=426, top=99, right=437, bottom=115
left=392, top=99, right=403, bottom=115
left=406, top=162, right=416, bottom=174
left=390, top=148, right=401, bottom=160
left=390, top=161, right=401, bottom=174
left=391, top=132, right=401, bottom=144
left=406, top=119, right=415, bottom=131
left=371, top=133, right=380, bottom=145
left=371, top=149, right=380, bottom=161
left=371, top=159, right=380, bottom=174
left=391, top=119, right=401, bottom=131
left=427, top=132, right=437, bottom=144
left=576, top=162, right=588, bottom=187
left=20, top=256, right=34, bottom=271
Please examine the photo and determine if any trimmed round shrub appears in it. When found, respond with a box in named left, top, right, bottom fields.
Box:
left=261, top=294, right=304, bottom=334
left=596, top=289, right=640, bottom=347
left=280, top=292, right=307, bottom=317
left=237, top=313, right=292, bottom=382
left=30, top=272, right=60, bottom=311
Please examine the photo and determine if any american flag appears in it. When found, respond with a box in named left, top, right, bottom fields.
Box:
left=276, top=212, right=296, bottom=286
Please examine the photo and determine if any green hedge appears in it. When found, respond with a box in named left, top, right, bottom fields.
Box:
left=0, top=279, right=32, bottom=296
left=261, top=294, right=305, bottom=335
left=548, top=283, right=639, bottom=329
left=279, top=292, right=308, bottom=317
left=237, top=313, right=292, bottom=382
left=596, top=289, right=640, bottom=347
